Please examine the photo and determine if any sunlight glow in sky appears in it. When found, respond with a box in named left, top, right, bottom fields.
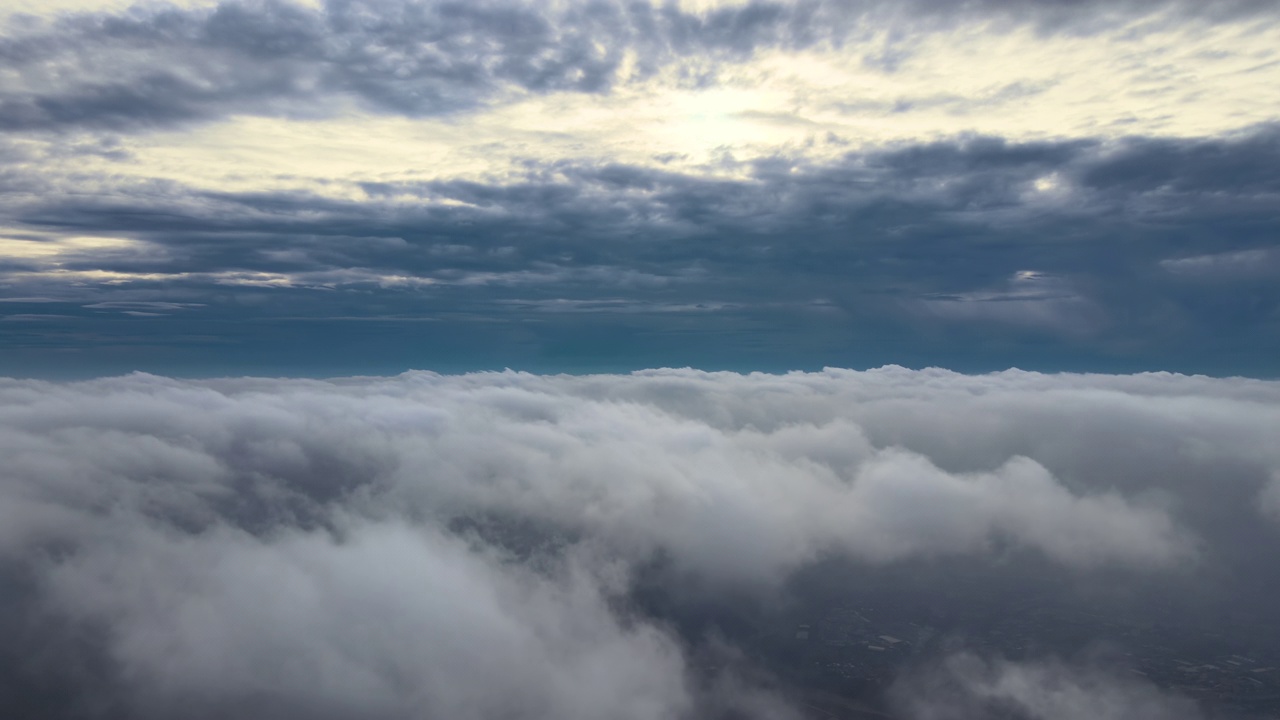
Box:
left=1, top=0, right=1279, bottom=376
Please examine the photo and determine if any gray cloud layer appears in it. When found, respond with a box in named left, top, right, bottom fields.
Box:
left=5, top=125, right=1280, bottom=375
left=2, top=368, right=1278, bottom=717
left=1, top=0, right=1274, bottom=132
left=4, top=1, right=1279, bottom=375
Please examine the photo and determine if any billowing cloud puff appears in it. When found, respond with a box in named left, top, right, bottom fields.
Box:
left=44, top=523, right=688, bottom=720
left=1, top=369, right=1207, bottom=576
left=1, top=366, right=1277, bottom=717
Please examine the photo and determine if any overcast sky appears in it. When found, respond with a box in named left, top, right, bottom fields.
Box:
left=2, top=0, right=1278, bottom=376
left=4, top=6, right=1280, bottom=718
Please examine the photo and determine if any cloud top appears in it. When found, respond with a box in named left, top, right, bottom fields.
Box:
left=3, top=366, right=1279, bottom=717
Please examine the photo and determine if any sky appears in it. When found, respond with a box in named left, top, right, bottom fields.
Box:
left=5, top=4, right=1280, bottom=720
left=2, top=0, right=1278, bottom=376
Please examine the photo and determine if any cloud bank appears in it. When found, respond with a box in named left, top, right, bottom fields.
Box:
left=2, top=367, right=1277, bottom=718
left=5, top=125, right=1280, bottom=377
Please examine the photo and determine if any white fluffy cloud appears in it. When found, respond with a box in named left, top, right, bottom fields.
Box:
left=1, top=367, right=1277, bottom=717
left=45, top=522, right=687, bottom=720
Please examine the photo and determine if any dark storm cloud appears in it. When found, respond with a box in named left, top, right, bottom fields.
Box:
left=0, top=367, right=1276, bottom=717
left=0, top=0, right=1275, bottom=132
left=4, top=125, right=1280, bottom=374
